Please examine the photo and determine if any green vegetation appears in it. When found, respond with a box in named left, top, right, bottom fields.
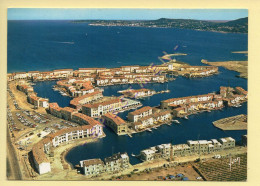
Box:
left=72, top=17, right=248, bottom=33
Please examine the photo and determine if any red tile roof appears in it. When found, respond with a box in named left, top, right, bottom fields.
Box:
left=103, top=113, right=126, bottom=125
left=128, top=106, right=152, bottom=116
left=83, top=98, right=121, bottom=108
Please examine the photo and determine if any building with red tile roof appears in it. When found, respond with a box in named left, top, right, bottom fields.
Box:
left=102, top=113, right=127, bottom=135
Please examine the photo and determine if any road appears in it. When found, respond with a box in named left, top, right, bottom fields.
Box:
left=6, top=127, right=22, bottom=180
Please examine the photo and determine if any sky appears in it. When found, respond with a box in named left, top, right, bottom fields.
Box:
left=8, top=9, right=248, bottom=21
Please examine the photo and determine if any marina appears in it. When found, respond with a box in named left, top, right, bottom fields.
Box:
left=7, top=16, right=248, bottom=181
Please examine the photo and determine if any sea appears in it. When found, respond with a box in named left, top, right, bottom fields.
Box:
left=8, top=20, right=248, bottom=166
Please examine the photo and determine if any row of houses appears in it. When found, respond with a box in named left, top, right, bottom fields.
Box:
left=140, top=137, right=236, bottom=161
left=49, top=100, right=129, bottom=136
left=56, top=79, right=98, bottom=97
left=32, top=124, right=104, bottom=175
left=100, top=106, right=172, bottom=135
left=127, top=106, right=172, bottom=131
left=7, top=63, right=217, bottom=84
left=82, top=97, right=142, bottom=118
left=160, top=86, right=248, bottom=117
left=220, top=86, right=248, bottom=106
left=95, top=74, right=166, bottom=86
left=7, top=64, right=167, bottom=82
left=101, top=113, right=128, bottom=135
left=80, top=152, right=130, bottom=176
left=16, top=83, right=34, bottom=95
left=182, top=66, right=219, bottom=78
left=160, top=93, right=215, bottom=109
left=27, top=94, right=49, bottom=109
left=16, top=81, right=50, bottom=108
left=48, top=103, right=101, bottom=127
left=8, top=69, right=74, bottom=81
left=70, top=91, right=104, bottom=110
left=171, top=100, right=224, bottom=117
left=118, top=88, right=156, bottom=99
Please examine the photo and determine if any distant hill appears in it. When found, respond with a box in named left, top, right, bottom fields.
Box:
left=72, top=17, right=248, bottom=33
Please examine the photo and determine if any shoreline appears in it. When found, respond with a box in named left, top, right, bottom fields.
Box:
left=213, top=114, right=247, bottom=130
left=61, top=136, right=102, bottom=169
left=86, top=24, right=248, bottom=34
left=201, top=60, right=248, bottom=79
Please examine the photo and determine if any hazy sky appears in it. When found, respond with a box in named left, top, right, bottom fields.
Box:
left=8, top=9, right=248, bottom=21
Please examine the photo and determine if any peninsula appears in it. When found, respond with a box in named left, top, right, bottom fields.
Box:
left=201, top=59, right=248, bottom=79
left=213, top=114, right=247, bottom=130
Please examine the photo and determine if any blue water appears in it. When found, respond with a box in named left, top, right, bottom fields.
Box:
left=8, top=20, right=247, bottom=166
left=8, top=20, right=247, bottom=73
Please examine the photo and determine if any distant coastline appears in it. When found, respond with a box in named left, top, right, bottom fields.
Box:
left=71, top=17, right=248, bottom=34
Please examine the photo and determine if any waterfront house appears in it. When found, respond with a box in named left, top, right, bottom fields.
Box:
left=13, top=72, right=27, bottom=80
left=198, top=140, right=211, bottom=154
left=131, top=121, right=143, bottom=131
left=27, top=71, right=40, bottom=78
left=172, top=144, right=191, bottom=157
left=121, top=65, right=140, bottom=72
left=128, top=106, right=153, bottom=122
left=219, top=137, right=235, bottom=149
left=102, top=113, right=128, bottom=135
left=31, top=123, right=105, bottom=175
left=7, top=73, right=15, bottom=81
left=121, top=88, right=156, bottom=99
left=80, top=152, right=130, bottom=176
left=53, top=69, right=73, bottom=78
left=156, top=143, right=171, bottom=159
left=161, top=94, right=214, bottom=109
left=61, top=107, right=78, bottom=121
left=140, top=149, right=156, bottom=161
left=17, top=84, right=34, bottom=95
left=104, top=152, right=130, bottom=172
left=172, top=106, right=187, bottom=117
left=137, top=115, right=154, bottom=128
left=82, top=97, right=141, bottom=118
left=50, top=125, right=103, bottom=147
left=187, top=140, right=212, bottom=154
left=235, top=87, right=248, bottom=97
left=130, top=109, right=171, bottom=131
left=153, top=110, right=172, bottom=123
left=71, top=113, right=102, bottom=128
left=80, top=159, right=105, bottom=176
left=39, top=98, right=49, bottom=108
left=211, top=139, right=223, bottom=151
left=70, top=91, right=103, bottom=110
left=78, top=68, right=97, bottom=73
left=139, top=137, right=236, bottom=162
left=49, top=103, right=62, bottom=118
left=187, top=140, right=200, bottom=154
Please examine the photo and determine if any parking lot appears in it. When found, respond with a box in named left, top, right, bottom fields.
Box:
left=7, top=85, right=80, bottom=158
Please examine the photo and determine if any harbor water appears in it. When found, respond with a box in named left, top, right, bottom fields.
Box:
left=8, top=20, right=247, bottom=166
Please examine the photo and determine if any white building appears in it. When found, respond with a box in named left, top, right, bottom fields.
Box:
left=140, top=148, right=156, bottom=161
left=80, top=159, right=104, bottom=176
left=128, top=106, right=153, bottom=122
